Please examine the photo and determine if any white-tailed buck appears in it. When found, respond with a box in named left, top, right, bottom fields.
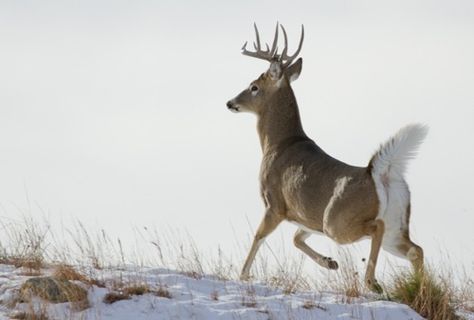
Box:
left=226, top=23, right=427, bottom=292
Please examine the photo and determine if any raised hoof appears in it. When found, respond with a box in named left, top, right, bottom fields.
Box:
left=324, top=257, right=339, bottom=270
left=366, top=279, right=383, bottom=294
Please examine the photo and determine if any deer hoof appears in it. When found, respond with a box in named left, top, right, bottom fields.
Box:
left=366, top=278, right=383, bottom=294
left=324, top=257, right=339, bottom=270
left=240, top=273, right=251, bottom=281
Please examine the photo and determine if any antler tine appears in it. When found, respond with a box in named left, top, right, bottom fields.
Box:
left=242, top=44, right=272, bottom=60
left=285, top=25, right=304, bottom=66
left=272, top=46, right=278, bottom=58
left=280, top=24, right=289, bottom=61
left=269, top=22, right=279, bottom=56
left=253, top=23, right=261, bottom=51
left=280, top=24, right=305, bottom=67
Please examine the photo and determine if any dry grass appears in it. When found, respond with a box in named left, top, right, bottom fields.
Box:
left=103, top=291, right=131, bottom=304
left=0, top=214, right=472, bottom=319
left=180, top=270, right=203, bottom=280
left=103, top=283, right=171, bottom=303
left=258, top=249, right=311, bottom=295
left=0, top=215, right=47, bottom=273
left=13, top=258, right=44, bottom=272
left=53, top=264, right=105, bottom=288
left=123, top=284, right=151, bottom=296
left=53, top=264, right=89, bottom=282
left=9, top=301, right=50, bottom=320
left=154, top=285, right=172, bottom=299
left=104, top=279, right=157, bottom=304
left=302, top=300, right=327, bottom=311
left=324, top=248, right=364, bottom=301
left=457, top=278, right=474, bottom=314
left=388, top=268, right=460, bottom=320
left=302, top=293, right=327, bottom=311
left=10, top=310, right=49, bottom=320
left=266, top=267, right=309, bottom=295
left=302, top=299, right=317, bottom=309
left=17, top=268, right=43, bottom=277
left=209, top=246, right=233, bottom=281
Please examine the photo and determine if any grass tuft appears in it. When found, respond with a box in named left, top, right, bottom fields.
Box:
left=302, top=300, right=317, bottom=310
left=103, top=291, right=131, bottom=304
left=10, top=311, right=49, bottom=320
left=389, top=269, right=459, bottom=320
left=53, top=264, right=88, bottom=282
left=154, top=285, right=172, bottom=299
left=123, top=284, right=150, bottom=296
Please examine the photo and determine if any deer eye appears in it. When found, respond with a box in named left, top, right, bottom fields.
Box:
left=250, top=84, right=259, bottom=95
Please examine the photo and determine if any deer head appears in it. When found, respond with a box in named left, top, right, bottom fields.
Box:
left=227, top=23, right=304, bottom=115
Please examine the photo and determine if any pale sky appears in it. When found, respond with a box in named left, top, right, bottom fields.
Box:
left=1, top=0, right=473, bottom=275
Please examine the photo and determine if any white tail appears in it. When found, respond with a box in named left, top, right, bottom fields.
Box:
left=370, top=124, right=428, bottom=265
left=370, top=124, right=429, bottom=181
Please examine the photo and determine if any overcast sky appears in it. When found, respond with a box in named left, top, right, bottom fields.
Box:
left=1, top=0, right=473, bottom=274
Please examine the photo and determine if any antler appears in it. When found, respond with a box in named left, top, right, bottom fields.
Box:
left=241, top=23, right=279, bottom=61
left=241, top=22, right=304, bottom=67
left=279, top=24, right=304, bottom=67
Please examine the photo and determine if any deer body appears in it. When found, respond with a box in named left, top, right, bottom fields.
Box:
left=256, top=86, right=379, bottom=241
left=227, top=23, right=426, bottom=292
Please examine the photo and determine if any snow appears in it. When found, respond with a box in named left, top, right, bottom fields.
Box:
left=0, top=264, right=468, bottom=320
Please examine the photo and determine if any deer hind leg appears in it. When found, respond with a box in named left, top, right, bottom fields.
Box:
left=293, top=229, right=338, bottom=270
left=240, top=211, right=283, bottom=281
left=383, top=232, right=424, bottom=272
left=382, top=205, right=424, bottom=272
left=397, top=234, right=424, bottom=272
left=364, top=219, right=385, bottom=293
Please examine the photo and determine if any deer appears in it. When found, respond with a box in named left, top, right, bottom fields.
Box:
left=226, top=23, right=428, bottom=293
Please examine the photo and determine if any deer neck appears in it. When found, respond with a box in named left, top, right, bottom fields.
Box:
left=257, top=88, right=307, bottom=154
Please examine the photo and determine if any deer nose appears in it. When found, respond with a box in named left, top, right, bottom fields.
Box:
left=226, top=100, right=234, bottom=109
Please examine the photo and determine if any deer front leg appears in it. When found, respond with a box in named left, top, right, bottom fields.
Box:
left=240, top=211, right=283, bottom=281
left=364, top=219, right=385, bottom=293
left=293, top=229, right=339, bottom=270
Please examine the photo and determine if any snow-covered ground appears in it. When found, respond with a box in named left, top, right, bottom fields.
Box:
left=0, top=263, right=471, bottom=320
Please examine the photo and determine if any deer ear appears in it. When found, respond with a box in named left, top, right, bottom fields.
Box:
left=285, top=58, right=303, bottom=82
